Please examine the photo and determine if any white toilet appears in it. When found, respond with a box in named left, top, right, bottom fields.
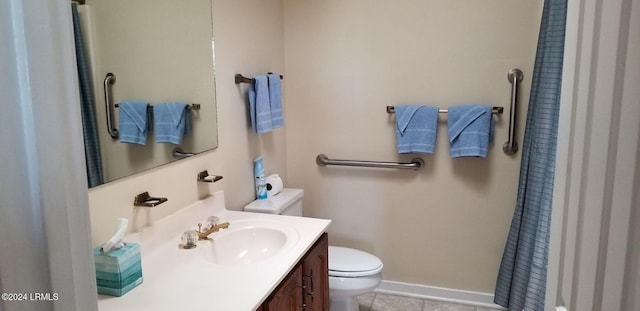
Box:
left=244, top=188, right=383, bottom=311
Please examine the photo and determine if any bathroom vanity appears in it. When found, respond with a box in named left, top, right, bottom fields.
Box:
left=97, top=191, right=331, bottom=310
left=258, top=233, right=328, bottom=311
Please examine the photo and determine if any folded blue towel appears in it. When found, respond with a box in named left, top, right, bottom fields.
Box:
left=448, top=104, right=494, bottom=158
left=248, top=75, right=273, bottom=133
left=154, top=102, right=191, bottom=145
left=395, top=105, right=439, bottom=154
left=268, top=73, right=284, bottom=129
left=118, top=101, right=152, bottom=145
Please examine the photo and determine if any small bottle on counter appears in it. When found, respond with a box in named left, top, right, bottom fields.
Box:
left=254, top=156, right=268, bottom=200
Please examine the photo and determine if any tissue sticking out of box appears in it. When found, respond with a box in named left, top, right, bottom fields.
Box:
left=101, top=218, right=128, bottom=253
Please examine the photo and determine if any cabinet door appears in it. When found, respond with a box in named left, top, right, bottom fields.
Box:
left=302, top=233, right=329, bottom=311
left=264, top=264, right=304, bottom=311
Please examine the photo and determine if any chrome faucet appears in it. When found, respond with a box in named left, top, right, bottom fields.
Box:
left=195, top=222, right=230, bottom=240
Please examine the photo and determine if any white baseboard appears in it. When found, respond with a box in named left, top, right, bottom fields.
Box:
left=374, top=280, right=507, bottom=310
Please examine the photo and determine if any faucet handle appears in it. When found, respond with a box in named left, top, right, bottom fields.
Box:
left=181, top=230, right=198, bottom=249
left=200, top=216, right=220, bottom=232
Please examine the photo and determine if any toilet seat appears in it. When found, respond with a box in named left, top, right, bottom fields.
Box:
left=328, top=246, right=383, bottom=278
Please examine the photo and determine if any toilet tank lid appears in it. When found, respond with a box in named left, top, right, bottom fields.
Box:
left=244, top=188, right=304, bottom=214
left=328, top=246, right=383, bottom=273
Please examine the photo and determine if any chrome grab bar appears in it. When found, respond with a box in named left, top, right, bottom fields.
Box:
left=103, top=72, right=118, bottom=139
left=316, top=154, right=424, bottom=170
left=173, top=148, right=195, bottom=159
left=503, top=68, right=523, bottom=155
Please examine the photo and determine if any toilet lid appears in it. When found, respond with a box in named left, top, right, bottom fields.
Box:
left=328, top=246, right=383, bottom=277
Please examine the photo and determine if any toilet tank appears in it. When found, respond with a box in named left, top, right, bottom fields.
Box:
left=244, top=188, right=304, bottom=216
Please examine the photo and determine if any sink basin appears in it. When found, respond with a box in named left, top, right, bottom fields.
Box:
left=208, top=219, right=299, bottom=265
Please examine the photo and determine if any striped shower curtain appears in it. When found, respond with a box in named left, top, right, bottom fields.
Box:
left=72, top=3, right=104, bottom=187
left=494, top=0, right=567, bottom=310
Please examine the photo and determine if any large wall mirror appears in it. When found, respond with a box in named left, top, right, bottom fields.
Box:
left=75, top=0, right=218, bottom=187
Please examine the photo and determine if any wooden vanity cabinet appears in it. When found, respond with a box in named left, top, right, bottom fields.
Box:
left=261, top=233, right=329, bottom=311
left=302, top=233, right=329, bottom=311
left=262, top=265, right=304, bottom=310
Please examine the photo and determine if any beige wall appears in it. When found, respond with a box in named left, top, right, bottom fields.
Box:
left=88, top=0, right=286, bottom=246
left=283, top=0, right=542, bottom=293
left=89, top=0, right=543, bottom=295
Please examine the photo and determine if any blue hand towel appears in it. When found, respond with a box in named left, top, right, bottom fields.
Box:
left=268, top=73, right=284, bottom=129
left=395, top=105, right=439, bottom=154
left=248, top=75, right=273, bottom=133
left=154, top=102, right=191, bottom=145
left=118, top=101, right=152, bottom=145
left=448, top=104, right=494, bottom=158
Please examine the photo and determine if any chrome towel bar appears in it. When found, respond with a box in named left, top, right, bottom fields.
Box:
left=114, top=103, right=201, bottom=111
left=386, top=106, right=504, bottom=114
left=385, top=67, right=522, bottom=155
left=316, top=154, right=424, bottom=170
left=235, top=72, right=283, bottom=84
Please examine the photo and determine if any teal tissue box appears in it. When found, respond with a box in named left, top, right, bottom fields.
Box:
left=94, top=243, right=143, bottom=297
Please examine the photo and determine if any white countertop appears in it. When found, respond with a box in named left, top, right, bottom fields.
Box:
left=97, top=191, right=331, bottom=311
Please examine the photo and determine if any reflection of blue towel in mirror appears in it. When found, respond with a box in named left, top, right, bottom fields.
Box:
left=154, top=102, right=191, bottom=145
left=395, top=105, right=439, bottom=154
left=118, top=101, right=152, bottom=145
left=268, top=73, right=284, bottom=129
left=447, top=104, right=493, bottom=158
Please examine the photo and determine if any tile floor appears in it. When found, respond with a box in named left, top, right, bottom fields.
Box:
left=357, top=293, right=503, bottom=311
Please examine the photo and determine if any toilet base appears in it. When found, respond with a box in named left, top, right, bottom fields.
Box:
left=329, top=296, right=359, bottom=311
left=328, top=273, right=381, bottom=311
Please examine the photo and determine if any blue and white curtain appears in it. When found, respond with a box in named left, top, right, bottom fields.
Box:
left=494, top=0, right=567, bottom=310
left=72, top=3, right=104, bottom=187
